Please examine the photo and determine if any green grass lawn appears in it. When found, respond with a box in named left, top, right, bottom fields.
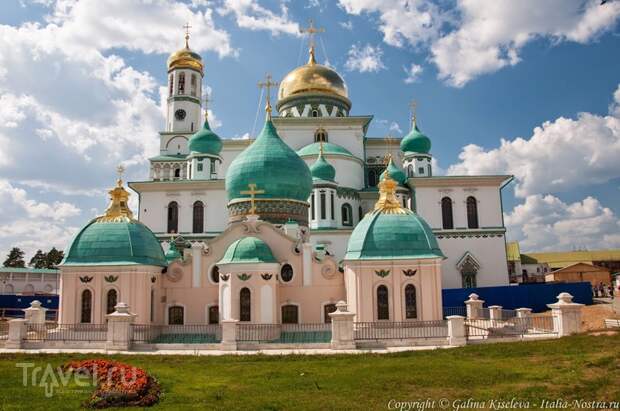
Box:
left=0, top=333, right=618, bottom=410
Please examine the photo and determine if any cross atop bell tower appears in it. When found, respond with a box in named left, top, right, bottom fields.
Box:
left=300, top=19, right=324, bottom=64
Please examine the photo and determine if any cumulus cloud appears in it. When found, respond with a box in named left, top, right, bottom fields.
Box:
left=345, top=44, right=386, bottom=73
left=219, top=0, right=300, bottom=36
left=0, top=180, right=80, bottom=221
left=447, top=84, right=620, bottom=198
left=403, top=63, right=423, bottom=83
left=505, top=194, right=620, bottom=252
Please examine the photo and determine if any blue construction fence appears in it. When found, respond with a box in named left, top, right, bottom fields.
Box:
left=442, top=282, right=593, bottom=313
left=0, top=294, right=59, bottom=319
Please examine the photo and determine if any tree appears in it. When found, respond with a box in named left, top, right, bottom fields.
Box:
left=29, top=250, right=48, bottom=269
left=45, top=247, right=64, bottom=268
left=3, top=247, right=26, bottom=268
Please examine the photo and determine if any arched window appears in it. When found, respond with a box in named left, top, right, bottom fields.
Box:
left=330, top=192, right=335, bottom=219
left=4, top=284, right=14, bottom=294
left=377, top=285, right=389, bottom=320
left=167, top=201, right=178, bottom=233
left=404, top=284, right=417, bottom=319
left=168, top=74, right=173, bottom=96
left=358, top=206, right=363, bottom=222
left=311, top=109, right=319, bottom=117
left=177, top=72, right=185, bottom=94
left=208, top=305, right=219, bottom=324
left=174, top=168, right=181, bottom=178
left=106, top=289, right=117, bottom=315
left=280, top=264, right=293, bottom=282
left=239, top=288, right=251, bottom=322
left=407, top=164, right=414, bottom=177
left=368, top=170, right=377, bottom=187
left=281, top=305, right=299, bottom=324
left=461, top=260, right=478, bottom=288
left=314, top=128, right=328, bottom=142
left=168, top=306, right=184, bottom=325
left=441, top=197, right=454, bottom=229
left=466, top=196, right=479, bottom=229
left=193, top=201, right=204, bottom=233
left=341, top=203, right=353, bottom=226
left=80, top=289, right=92, bottom=323
left=211, top=266, right=220, bottom=283
left=22, top=284, right=34, bottom=295
left=310, top=193, right=315, bottom=220
left=323, top=303, right=337, bottom=323
left=190, top=74, right=197, bottom=96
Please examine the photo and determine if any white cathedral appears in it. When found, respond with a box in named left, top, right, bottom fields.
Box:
left=128, top=32, right=511, bottom=292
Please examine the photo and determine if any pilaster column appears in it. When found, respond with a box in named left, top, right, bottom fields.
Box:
left=220, top=319, right=238, bottom=351
left=329, top=301, right=356, bottom=350
left=488, top=305, right=502, bottom=321
left=106, top=302, right=136, bottom=351
left=464, top=293, right=484, bottom=319
left=547, top=293, right=583, bottom=337
left=516, top=308, right=532, bottom=318
left=6, top=319, right=27, bottom=349
left=191, top=242, right=203, bottom=288
left=446, top=315, right=466, bottom=347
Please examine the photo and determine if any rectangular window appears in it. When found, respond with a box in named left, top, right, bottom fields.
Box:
left=320, top=191, right=326, bottom=219
left=418, top=167, right=424, bottom=174
left=190, top=74, right=197, bottom=96
left=178, top=73, right=185, bottom=94
left=197, top=163, right=203, bottom=172
left=210, top=160, right=216, bottom=174
left=311, top=193, right=315, bottom=220
left=330, top=192, right=335, bottom=219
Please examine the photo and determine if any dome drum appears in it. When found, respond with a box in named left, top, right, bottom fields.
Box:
left=227, top=199, right=309, bottom=226
left=277, top=93, right=351, bottom=117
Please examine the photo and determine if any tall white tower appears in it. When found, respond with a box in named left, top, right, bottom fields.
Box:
left=165, top=25, right=203, bottom=134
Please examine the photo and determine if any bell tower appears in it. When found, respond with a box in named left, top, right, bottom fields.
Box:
left=166, top=23, right=204, bottom=133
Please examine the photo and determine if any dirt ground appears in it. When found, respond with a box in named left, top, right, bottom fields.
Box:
left=579, top=302, right=620, bottom=331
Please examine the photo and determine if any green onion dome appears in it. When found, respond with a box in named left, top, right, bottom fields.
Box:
left=345, top=175, right=443, bottom=261
left=225, top=119, right=312, bottom=202
left=61, top=179, right=167, bottom=267
left=310, top=146, right=336, bottom=182
left=188, top=118, right=222, bottom=155
left=218, top=237, right=277, bottom=264
left=297, top=142, right=355, bottom=159
left=380, top=157, right=407, bottom=185
left=165, top=240, right=182, bottom=262
left=400, top=121, right=431, bottom=154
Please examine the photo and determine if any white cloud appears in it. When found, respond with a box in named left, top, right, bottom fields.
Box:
left=389, top=121, right=402, bottom=134
left=0, top=180, right=80, bottom=221
left=340, top=21, right=353, bottom=30
left=219, top=0, right=300, bottom=36
left=505, top=194, right=620, bottom=252
left=447, top=84, right=620, bottom=198
left=431, top=0, right=620, bottom=87
left=403, top=63, right=423, bottom=83
left=345, top=43, right=386, bottom=73
left=0, top=219, right=79, bottom=259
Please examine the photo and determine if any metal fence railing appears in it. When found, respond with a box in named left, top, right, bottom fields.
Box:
left=23, top=323, right=107, bottom=342
left=131, top=324, right=221, bottom=344
left=236, top=323, right=331, bottom=343
left=443, top=307, right=467, bottom=318
left=354, top=321, right=449, bottom=340
left=0, top=308, right=58, bottom=322
left=0, top=322, right=8, bottom=341
left=466, top=315, right=555, bottom=339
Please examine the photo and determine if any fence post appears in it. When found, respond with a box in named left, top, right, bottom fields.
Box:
left=329, top=301, right=356, bottom=350
left=220, top=319, right=238, bottom=351
left=516, top=308, right=532, bottom=318
left=446, top=315, right=466, bottom=347
left=488, top=305, right=502, bottom=321
left=6, top=319, right=27, bottom=349
left=465, top=293, right=484, bottom=319
left=106, top=302, right=136, bottom=351
left=23, top=300, right=47, bottom=325
left=547, top=293, right=583, bottom=337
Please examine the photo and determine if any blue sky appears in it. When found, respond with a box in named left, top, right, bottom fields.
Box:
left=0, top=0, right=619, bottom=261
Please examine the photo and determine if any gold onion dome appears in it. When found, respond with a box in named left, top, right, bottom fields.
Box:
left=278, top=47, right=348, bottom=101
left=167, top=34, right=204, bottom=75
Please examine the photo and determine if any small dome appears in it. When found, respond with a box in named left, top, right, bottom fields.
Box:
left=218, top=237, right=277, bottom=264
left=380, top=157, right=407, bottom=185
left=345, top=176, right=443, bottom=261
left=167, top=44, right=203, bottom=75
left=225, top=119, right=312, bottom=202
left=62, top=179, right=166, bottom=267
left=297, top=142, right=355, bottom=158
left=400, top=122, right=431, bottom=154
left=278, top=49, right=348, bottom=102
left=310, top=147, right=336, bottom=182
left=165, top=240, right=182, bottom=262
left=189, top=118, right=222, bottom=155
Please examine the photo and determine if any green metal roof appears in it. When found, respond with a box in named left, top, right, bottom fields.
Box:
left=218, top=237, right=277, bottom=264
left=400, top=122, right=431, bottom=154
left=297, top=142, right=355, bottom=158
left=345, top=210, right=444, bottom=261
left=149, top=154, right=187, bottom=162
left=310, top=151, right=336, bottom=182
left=0, top=267, right=59, bottom=273
left=61, top=220, right=167, bottom=267
left=188, top=118, right=223, bottom=155
left=165, top=241, right=182, bottom=262
left=380, top=157, right=407, bottom=185
left=225, top=119, right=312, bottom=202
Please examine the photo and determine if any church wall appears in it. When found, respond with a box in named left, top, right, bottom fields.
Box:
left=277, top=124, right=366, bottom=160
left=310, top=232, right=352, bottom=262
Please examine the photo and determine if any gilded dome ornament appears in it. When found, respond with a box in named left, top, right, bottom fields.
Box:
left=167, top=23, right=204, bottom=75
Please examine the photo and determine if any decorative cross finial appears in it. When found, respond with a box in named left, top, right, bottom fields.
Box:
left=116, top=164, right=125, bottom=186
left=202, top=93, right=212, bottom=120
left=300, top=19, right=325, bottom=64
left=319, top=140, right=324, bottom=156
left=240, top=183, right=266, bottom=215
left=383, top=135, right=396, bottom=165
left=258, top=74, right=278, bottom=120
left=410, top=100, right=417, bottom=126
left=183, top=22, right=192, bottom=48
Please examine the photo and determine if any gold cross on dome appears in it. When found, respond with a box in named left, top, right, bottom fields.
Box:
left=240, top=183, right=265, bottom=215
left=258, top=74, right=278, bottom=118
left=410, top=100, right=418, bottom=125
left=300, top=19, right=325, bottom=64
left=202, top=93, right=213, bottom=119
left=183, top=22, right=192, bottom=47
left=116, top=164, right=125, bottom=186
left=383, top=135, right=396, bottom=165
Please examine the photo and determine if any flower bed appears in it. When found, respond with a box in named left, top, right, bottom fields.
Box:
left=63, top=359, right=160, bottom=408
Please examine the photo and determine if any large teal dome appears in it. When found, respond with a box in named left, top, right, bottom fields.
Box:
left=218, top=237, right=277, bottom=264
left=297, top=142, right=355, bottom=159
left=225, top=119, right=312, bottom=202
left=189, top=118, right=222, bottom=155
left=400, top=122, right=431, bottom=154
left=345, top=177, right=443, bottom=261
